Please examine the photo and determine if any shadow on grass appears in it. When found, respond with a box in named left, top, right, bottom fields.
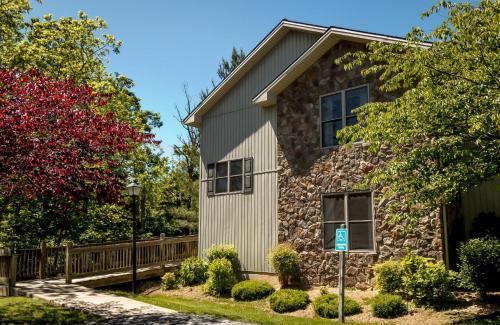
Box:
left=0, top=297, right=101, bottom=325
left=453, top=311, right=500, bottom=324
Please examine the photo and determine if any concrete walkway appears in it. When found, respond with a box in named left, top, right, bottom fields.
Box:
left=16, top=279, right=251, bottom=325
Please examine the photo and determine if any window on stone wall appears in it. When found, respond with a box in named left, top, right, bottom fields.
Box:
left=320, top=85, right=368, bottom=147
left=322, top=191, right=374, bottom=251
left=207, top=158, right=253, bottom=196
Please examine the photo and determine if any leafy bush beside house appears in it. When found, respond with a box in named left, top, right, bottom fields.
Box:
left=313, top=293, right=362, bottom=319
left=373, top=253, right=455, bottom=308
left=374, top=260, right=404, bottom=294
left=269, top=289, right=309, bottom=313
left=203, top=258, right=237, bottom=297
left=161, top=272, right=178, bottom=290
left=231, top=280, right=275, bottom=301
left=178, top=257, right=208, bottom=286
left=458, top=237, right=500, bottom=297
left=268, top=244, right=300, bottom=286
left=206, top=244, right=240, bottom=272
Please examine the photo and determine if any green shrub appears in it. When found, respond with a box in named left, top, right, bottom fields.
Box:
left=203, top=258, right=237, bottom=297
left=370, top=293, right=408, bottom=319
left=267, top=244, right=300, bottom=286
left=178, top=257, right=208, bottom=286
left=269, top=289, right=309, bottom=313
left=313, top=293, right=362, bottom=319
left=374, top=260, right=404, bottom=294
left=206, top=244, right=240, bottom=271
left=231, top=280, right=275, bottom=301
left=400, top=253, right=455, bottom=307
left=458, top=237, right=500, bottom=296
left=161, top=272, right=178, bottom=290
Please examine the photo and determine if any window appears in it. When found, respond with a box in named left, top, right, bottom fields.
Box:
left=320, top=85, right=368, bottom=147
left=207, top=158, right=253, bottom=196
left=322, top=192, right=374, bottom=251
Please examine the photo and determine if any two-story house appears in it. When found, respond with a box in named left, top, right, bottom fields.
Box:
left=183, top=20, right=499, bottom=288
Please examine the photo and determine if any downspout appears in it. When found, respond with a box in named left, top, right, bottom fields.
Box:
left=441, top=204, right=450, bottom=269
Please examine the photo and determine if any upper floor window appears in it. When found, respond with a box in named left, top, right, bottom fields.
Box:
left=320, top=85, right=368, bottom=148
left=322, top=191, right=374, bottom=252
left=207, top=158, right=253, bottom=196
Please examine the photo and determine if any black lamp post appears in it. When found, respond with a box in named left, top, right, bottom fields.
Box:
left=127, top=179, right=142, bottom=294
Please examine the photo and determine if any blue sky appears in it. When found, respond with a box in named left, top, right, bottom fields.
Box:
left=30, top=0, right=442, bottom=155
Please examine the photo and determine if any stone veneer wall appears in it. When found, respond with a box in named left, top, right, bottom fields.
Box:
left=276, top=40, right=444, bottom=289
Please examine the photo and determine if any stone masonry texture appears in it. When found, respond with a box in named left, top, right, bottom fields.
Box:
left=276, top=40, right=444, bottom=289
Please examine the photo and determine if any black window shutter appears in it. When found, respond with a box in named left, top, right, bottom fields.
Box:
left=243, top=158, right=253, bottom=194
left=207, top=163, right=215, bottom=196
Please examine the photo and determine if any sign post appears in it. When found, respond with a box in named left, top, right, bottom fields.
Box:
left=335, top=224, right=348, bottom=323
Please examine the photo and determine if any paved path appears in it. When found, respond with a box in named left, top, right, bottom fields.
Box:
left=16, top=279, right=251, bottom=325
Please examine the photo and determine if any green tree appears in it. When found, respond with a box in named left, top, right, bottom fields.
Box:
left=337, top=0, right=499, bottom=224
left=217, top=47, right=246, bottom=80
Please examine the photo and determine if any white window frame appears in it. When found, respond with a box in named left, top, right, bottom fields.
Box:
left=319, top=84, right=369, bottom=149
left=321, top=191, right=376, bottom=253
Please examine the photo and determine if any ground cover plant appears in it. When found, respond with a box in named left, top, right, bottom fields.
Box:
left=370, top=293, right=408, bottom=319
left=268, top=289, right=309, bottom=313
left=231, top=279, right=275, bottom=301
left=313, top=293, right=362, bottom=319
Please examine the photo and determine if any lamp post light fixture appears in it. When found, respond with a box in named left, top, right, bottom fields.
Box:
left=127, top=179, right=142, bottom=294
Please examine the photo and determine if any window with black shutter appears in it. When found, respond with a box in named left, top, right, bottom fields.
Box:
left=207, top=157, right=253, bottom=196
left=322, top=192, right=374, bottom=251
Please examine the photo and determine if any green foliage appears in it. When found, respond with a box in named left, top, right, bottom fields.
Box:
left=178, top=257, right=208, bottom=286
left=400, top=254, right=456, bottom=307
left=206, top=244, right=240, bottom=272
left=268, top=244, right=300, bottom=286
left=374, top=260, right=404, bottom=294
left=217, top=47, right=246, bottom=80
left=79, top=204, right=131, bottom=244
left=370, top=293, right=408, bottom=319
left=313, top=293, right=362, bottom=319
left=458, top=237, right=500, bottom=295
left=203, top=258, right=237, bottom=297
left=374, top=254, right=456, bottom=308
left=0, top=297, right=100, bottom=324
left=230, top=280, right=275, bottom=301
left=268, top=289, right=309, bottom=313
left=336, top=0, right=500, bottom=225
left=161, top=272, right=178, bottom=290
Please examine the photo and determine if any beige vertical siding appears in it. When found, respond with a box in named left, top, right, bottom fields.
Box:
left=461, top=177, right=500, bottom=235
left=199, top=31, right=320, bottom=272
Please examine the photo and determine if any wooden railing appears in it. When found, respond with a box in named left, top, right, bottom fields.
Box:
left=9, top=234, right=198, bottom=284
left=0, top=249, right=16, bottom=296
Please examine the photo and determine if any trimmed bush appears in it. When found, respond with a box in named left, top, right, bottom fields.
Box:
left=269, top=289, right=309, bottom=313
left=313, top=293, right=362, bottom=319
left=206, top=244, right=240, bottom=271
left=370, top=293, right=408, bottom=319
left=400, top=253, right=455, bottom=307
left=374, top=260, right=403, bottom=294
left=458, top=237, right=500, bottom=296
left=161, top=272, right=178, bottom=290
left=267, top=244, right=300, bottom=286
left=178, top=257, right=208, bottom=286
left=203, top=258, right=237, bottom=297
left=231, top=280, right=275, bottom=301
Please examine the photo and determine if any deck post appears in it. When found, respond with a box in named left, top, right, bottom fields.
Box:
left=159, top=233, right=166, bottom=268
left=65, top=243, right=72, bottom=284
left=9, top=251, right=17, bottom=296
left=39, top=241, right=47, bottom=279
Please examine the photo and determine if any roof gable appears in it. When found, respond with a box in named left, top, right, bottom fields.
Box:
left=183, top=20, right=326, bottom=127
left=253, top=27, right=431, bottom=107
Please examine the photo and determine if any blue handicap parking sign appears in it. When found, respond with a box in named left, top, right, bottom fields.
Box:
left=335, top=228, right=348, bottom=251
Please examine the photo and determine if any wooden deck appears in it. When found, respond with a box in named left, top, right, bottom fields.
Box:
left=1, top=234, right=198, bottom=295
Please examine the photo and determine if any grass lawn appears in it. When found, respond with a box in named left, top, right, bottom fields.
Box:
left=116, top=291, right=368, bottom=325
left=0, top=297, right=101, bottom=325
left=455, top=311, right=500, bottom=324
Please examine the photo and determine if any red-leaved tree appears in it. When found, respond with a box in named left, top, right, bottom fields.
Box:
left=0, top=68, right=153, bottom=202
